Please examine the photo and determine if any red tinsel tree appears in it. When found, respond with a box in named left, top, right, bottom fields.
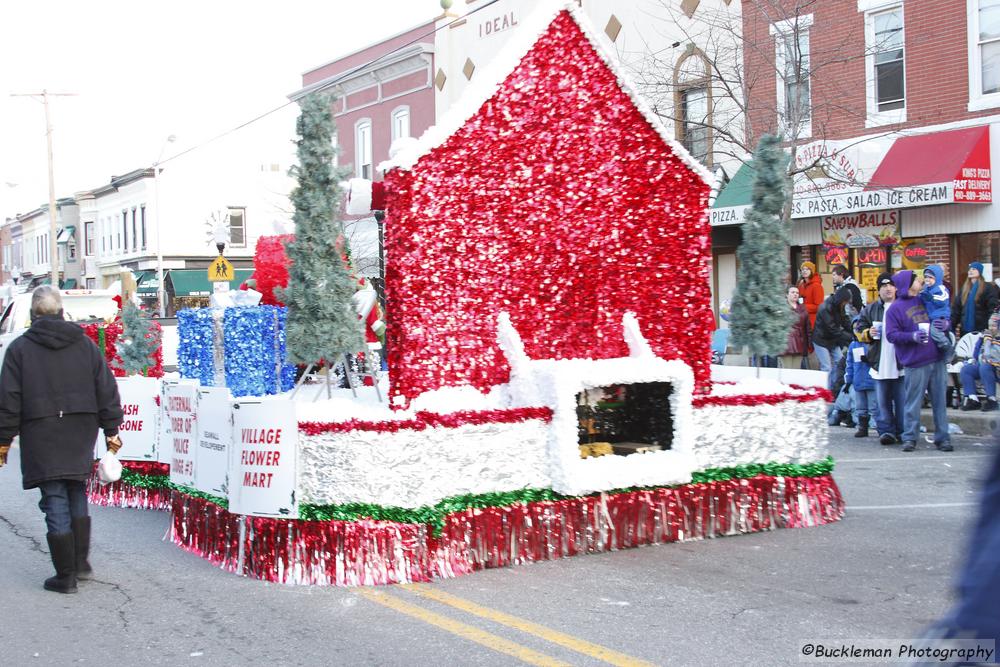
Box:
left=253, top=234, right=294, bottom=306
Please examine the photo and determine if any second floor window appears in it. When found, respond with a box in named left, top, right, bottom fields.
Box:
left=391, top=107, right=410, bottom=142
left=228, top=207, right=246, bottom=247
left=680, top=87, right=709, bottom=164
left=85, top=221, right=95, bottom=256
left=978, top=0, right=1000, bottom=95
left=772, top=15, right=813, bottom=137
left=355, top=119, right=373, bottom=179
left=781, top=31, right=811, bottom=124
left=121, top=211, right=128, bottom=253
left=131, top=208, right=138, bottom=252
left=141, top=206, right=147, bottom=250
left=870, top=7, right=905, bottom=112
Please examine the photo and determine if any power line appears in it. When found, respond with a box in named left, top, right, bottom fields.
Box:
left=160, top=1, right=500, bottom=167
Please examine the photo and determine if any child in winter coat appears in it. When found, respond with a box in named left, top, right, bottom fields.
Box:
left=922, top=265, right=955, bottom=358
left=845, top=338, right=879, bottom=437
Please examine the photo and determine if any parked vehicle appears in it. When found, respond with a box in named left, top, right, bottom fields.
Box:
left=0, top=290, right=121, bottom=367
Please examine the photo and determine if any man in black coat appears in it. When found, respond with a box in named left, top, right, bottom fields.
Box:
left=0, top=286, right=123, bottom=594
left=812, top=287, right=856, bottom=392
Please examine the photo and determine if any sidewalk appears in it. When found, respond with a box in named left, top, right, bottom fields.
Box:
left=924, top=408, right=999, bottom=438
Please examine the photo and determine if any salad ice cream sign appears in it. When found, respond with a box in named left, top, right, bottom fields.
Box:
left=821, top=210, right=900, bottom=248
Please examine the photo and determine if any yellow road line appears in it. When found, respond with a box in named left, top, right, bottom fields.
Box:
left=402, top=584, right=660, bottom=667
left=359, top=589, right=573, bottom=667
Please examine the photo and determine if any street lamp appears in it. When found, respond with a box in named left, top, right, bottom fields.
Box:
left=153, top=134, right=176, bottom=317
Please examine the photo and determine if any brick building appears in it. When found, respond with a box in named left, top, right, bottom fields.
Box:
left=712, top=0, right=998, bottom=308
left=292, top=21, right=437, bottom=281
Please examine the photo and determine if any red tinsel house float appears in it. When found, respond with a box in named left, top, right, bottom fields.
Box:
left=377, top=4, right=716, bottom=408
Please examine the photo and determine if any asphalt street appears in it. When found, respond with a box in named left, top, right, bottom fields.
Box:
left=0, top=428, right=996, bottom=667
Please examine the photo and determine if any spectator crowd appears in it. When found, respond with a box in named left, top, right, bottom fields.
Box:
left=769, top=261, right=1000, bottom=453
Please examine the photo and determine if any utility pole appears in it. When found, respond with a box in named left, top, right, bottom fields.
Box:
left=11, top=90, right=77, bottom=287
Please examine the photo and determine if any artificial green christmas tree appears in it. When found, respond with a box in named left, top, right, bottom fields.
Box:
left=281, top=93, right=366, bottom=366
left=114, top=301, right=161, bottom=376
left=728, top=134, right=792, bottom=363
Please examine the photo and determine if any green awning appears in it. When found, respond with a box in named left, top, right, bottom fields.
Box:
left=135, top=271, right=161, bottom=296
left=713, top=162, right=755, bottom=209
left=709, top=162, right=755, bottom=226
left=56, top=225, right=76, bottom=244
left=167, top=268, right=254, bottom=297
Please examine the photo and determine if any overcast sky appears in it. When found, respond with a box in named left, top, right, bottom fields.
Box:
left=0, top=0, right=437, bottom=221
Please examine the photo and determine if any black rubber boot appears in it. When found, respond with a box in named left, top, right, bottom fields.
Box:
left=44, top=532, right=78, bottom=594
left=72, top=517, right=92, bottom=580
left=854, top=415, right=870, bottom=438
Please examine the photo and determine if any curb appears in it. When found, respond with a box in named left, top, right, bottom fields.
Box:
left=922, top=409, right=999, bottom=438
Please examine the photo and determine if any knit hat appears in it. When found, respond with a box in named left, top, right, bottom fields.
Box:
left=800, top=261, right=817, bottom=273
left=877, top=272, right=893, bottom=287
left=970, top=261, right=985, bottom=275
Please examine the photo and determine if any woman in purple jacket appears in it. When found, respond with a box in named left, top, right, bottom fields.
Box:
left=884, top=270, right=953, bottom=452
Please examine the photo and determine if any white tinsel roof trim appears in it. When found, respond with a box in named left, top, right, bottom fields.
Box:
left=379, top=0, right=716, bottom=189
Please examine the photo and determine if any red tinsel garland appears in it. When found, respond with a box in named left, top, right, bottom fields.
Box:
left=383, top=11, right=714, bottom=408
left=85, top=460, right=171, bottom=510
left=120, top=461, right=170, bottom=476
left=82, top=320, right=164, bottom=378
left=692, top=387, right=831, bottom=408
left=299, top=407, right=554, bottom=435
left=170, top=474, right=844, bottom=586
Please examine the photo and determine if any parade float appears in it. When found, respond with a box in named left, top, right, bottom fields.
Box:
left=88, top=0, right=842, bottom=586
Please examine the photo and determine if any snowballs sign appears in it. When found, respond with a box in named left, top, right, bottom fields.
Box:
left=165, top=382, right=198, bottom=487
left=821, top=210, right=900, bottom=248
left=228, top=400, right=298, bottom=517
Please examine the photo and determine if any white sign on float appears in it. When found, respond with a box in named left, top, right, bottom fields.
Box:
left=228, top=399, right=298, bottom=518
left=158, top=379, right=176, bottom=465
left=95, top=376, right=161, bottom=460
left=194, top=386, right=232, bottom=497
left=165, top=381, right=199, bottom=487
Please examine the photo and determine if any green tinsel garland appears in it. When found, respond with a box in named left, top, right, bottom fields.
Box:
left=114, top=457, right=836, bottom=535
left=118, top=468, right=228, bottom=508
left=300, top=456, right=836, bottom=536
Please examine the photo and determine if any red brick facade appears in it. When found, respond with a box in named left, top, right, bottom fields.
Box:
left=923, top=235, right=952, bottom=280
left=742, top=0, right=996, bottom=146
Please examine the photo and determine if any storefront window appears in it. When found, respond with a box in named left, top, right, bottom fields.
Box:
left=956, top=232, right=1000, bottom=282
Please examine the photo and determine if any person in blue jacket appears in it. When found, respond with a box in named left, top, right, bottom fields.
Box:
left=844, top=336, right=878, bottom=438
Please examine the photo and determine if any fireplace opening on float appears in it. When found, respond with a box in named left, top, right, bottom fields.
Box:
left=575, top=382, right=673, bottom=457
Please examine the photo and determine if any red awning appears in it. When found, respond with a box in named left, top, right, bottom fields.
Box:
left=866, top=125, right=992, bottom=203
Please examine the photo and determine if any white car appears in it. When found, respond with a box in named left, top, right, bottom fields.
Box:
left=0, top=289, right=121, bottom=367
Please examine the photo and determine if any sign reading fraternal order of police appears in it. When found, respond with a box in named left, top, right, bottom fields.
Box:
left=165, top=381, right=199, bottom=487
left=97, top=376, right=161, bottom=461
left=227, top=399, right=298, bottom=518
left=194, top=387, right=231, bottom=497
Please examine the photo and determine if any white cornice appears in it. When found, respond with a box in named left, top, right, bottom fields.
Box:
left=289, top=43, right=433, bottom=102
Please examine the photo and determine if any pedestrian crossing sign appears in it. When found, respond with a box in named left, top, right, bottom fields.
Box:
left=209, top=255, right=234, bottom=282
